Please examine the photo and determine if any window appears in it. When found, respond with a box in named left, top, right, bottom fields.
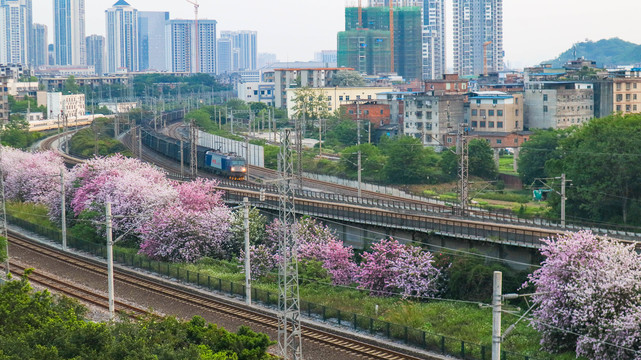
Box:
left=514, top=138, right=519, bottom=143
left=471, top=109, right=478, bottom=116
left=543, top=94, right=548, bottom=101
left=364, top=110, right=369, bottom=115
left=635, top=83, right=638, bottom=89
left=496, top=139, right=502, bottom=144
left=480, top=109, right=486, bottom=116
left=368, top=95, right=372, bottom=99
left=380, top=110, right=384, bottom=115
left=339, top=96, right=344, bottom=101
left=480, top=121, right=486, bottom=127
left=346, top=96, right=350, bottom=101
left=447, top=137, right=453, bottom=143
left=349, top=110, right=354, bottom=114
left=635, top=105, right=638, bottom=111
left=627, top=105, right=631, bottom=112
left=426, top=112, right=432, bottom=119
left=253, top=90, right=258, bottom=95
left=493, top=99, right=498, bottom=105
left=515, top=98, right=519, bottom=104
left=327, top=96, right=332, bottom=100
left=497, top=121, right=503, bottom=128
left=626, top=94, right=631, bottom=101
left=488, top=110, right=495, bottom=116
left=543, top=105, right=548, bottom=113
left=617, top=105, right=622, bottom=111
left=497, top=110, right=503, bottom=116
left=616, top=83, right=622, bottom=90
left=356, top=95, right=361, bottom=100
left=635, top=94, right=638, bottom=100
left=471, top=121, right=478, bottom=127
left=515, top=109, right=519, bottom=116
left=476, top=99, right=481, bottom=105
left=488, top=121, right=494, bottom=128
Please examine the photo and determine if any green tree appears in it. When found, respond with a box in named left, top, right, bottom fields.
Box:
left=380, top=136, right=439, bottom=184
left=291, top=87, right=330, bottom=127
left=439, top=147, right=458, bottom=181
left=340, top=144, right=386, bottom=181
left=0, top=116, right=42, bottom=149
left=517, top=128, right=569, bottom=185
left=185, top=109, right=213, bottom=129
left=63, top=75, right=80, bottom=94
left=329, top=71, right=366, bottom=87
left=468, top=139, right=498, bottom=179
left=553, top=114, right=641, bottom=225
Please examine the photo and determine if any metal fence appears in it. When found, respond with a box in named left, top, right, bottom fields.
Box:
left=7, top=214, right=544, bottom=360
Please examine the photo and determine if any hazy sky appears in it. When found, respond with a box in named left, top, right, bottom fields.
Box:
left=33, top=0, right=641, bottom=70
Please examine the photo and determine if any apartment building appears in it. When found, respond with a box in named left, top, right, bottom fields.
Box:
left=524, top=81, right=594, bottom=129
left=285, top=86, right=393, bottom=118
left=47, top=92, right=86, bottom=119
left=274, top=68, right=354, bottom=109
left=468, top=91, right=522, bottom=133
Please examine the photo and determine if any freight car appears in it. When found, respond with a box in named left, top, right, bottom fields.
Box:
left=141, top=128, right=247, bottom=180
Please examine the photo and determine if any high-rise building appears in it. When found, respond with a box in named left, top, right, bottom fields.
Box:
left=339, top=6, right=422, bottom=80
left=48, top=43, right=55, bottom=65
left=220, top=30, right=257, bottom=71
left=369, top=0, right=446, bottom=80
left=105, top=0, right=138, bottom=73
left=86, top=35, right=104, bottom=75
left=338, top=30, right=391, bottom=75
left=0, top=0, right=32, bottom=65
left=53, top=0, right=86, bottom=66
left=422, top=0, right=446, bottom=80
left=32, top=23, right=48, bottom=67
left=138, top=11, right=168, bottom=71
left=314, top=50, right=338, bottom=66
left=453, top=0, right=504, bottom=76
left=166, top=19, right=217, bottom=73
left=216, top=37, right=232, bottom=74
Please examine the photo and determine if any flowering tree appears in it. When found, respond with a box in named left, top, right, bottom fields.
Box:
left=356, top=238, right=406, bottom=295
left=388, top=245, right=441, bottom=298
left=0, top=147, right=65, bottom=205
left=527, top=231, right=641, bottom=359
left=356, top=238, right=441, bottom=298
left=67, top=155, right=177, bottom=236
left=139, top=179, right=231, bottom=263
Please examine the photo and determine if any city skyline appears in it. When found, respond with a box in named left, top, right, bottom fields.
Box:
left=30, top=0, right=641, bottom=70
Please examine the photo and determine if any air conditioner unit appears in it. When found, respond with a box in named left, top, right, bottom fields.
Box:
left=492, top=104, right=496, bottom=107
left=483, top=116, right=487, bottom=119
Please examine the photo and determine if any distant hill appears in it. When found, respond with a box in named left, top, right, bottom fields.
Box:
left=547, top=38, right=641, bottom=68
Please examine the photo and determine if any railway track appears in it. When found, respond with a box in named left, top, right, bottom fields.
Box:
left=7, top=262, right=148, bottom=318
left=6, top=232, right=436, bottom=360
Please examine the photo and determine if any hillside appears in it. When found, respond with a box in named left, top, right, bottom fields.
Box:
left=548, top=38, right=641, bottom=67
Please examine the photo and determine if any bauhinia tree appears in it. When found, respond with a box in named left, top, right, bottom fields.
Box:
left=527, top=231, right=641, bottom=359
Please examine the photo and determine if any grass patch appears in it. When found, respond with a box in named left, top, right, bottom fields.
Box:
left=6, top=202, right=57, bottom=229
left=499, top=155, right=518, bottom=175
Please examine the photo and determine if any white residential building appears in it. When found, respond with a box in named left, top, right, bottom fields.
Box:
left=47, top=92, right=86, bottom=119
left=166, top=19, right=217, bottom=74
left=105, top=0, right=138, bottom=73
left=0, top=0, right=31, bottom=65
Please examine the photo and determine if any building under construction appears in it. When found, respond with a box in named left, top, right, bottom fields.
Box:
left=337, top=6, right=422, bottom=81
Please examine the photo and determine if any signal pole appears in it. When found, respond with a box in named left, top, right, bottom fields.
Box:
left=457, top=124, right=469, bottom=215
left=277, top=129, right=302, bottom=360
left=0, top=132, right=9, bottom=278
left=190, top=120, right=198, bottom=178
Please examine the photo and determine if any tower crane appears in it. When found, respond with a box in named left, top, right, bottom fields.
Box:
left=186, top=0, right=200, bottom=73
left=389, top=0, right=395, bottom=73
left=483, top=41, right=492, bottom=76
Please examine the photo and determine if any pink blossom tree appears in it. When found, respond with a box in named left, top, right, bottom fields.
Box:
left=527, top=231, right=641, bottom=359
left=356, top=238, right=441, bottom=298
left=138, top=179, right=231, bottom=263
left=0, top=147, right=65, bottom=205
left=67, top=154, right=177, bottom=236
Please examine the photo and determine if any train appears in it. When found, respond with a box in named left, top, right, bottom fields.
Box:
left=141, top=128, right=247, bottom=180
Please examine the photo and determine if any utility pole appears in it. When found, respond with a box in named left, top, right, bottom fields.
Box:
left=457, top=124, right=469, bottom=215
left=357, top=111, right=362, bottom=198
left=190, top=120, right=198, bottom=178
left=243, top=197, right=251, bottom=306
left=106, top=202, right=115, bottom=320
left=277, top=129, right=303, bottom=360
left=230, top=110, right=235, bottom=134
left=492, top=271, right=502, bottom=360
left=0, top=132, right=9, bottom=278
left=60, top=167, right=67, bottom=251
left=561, top=173, right=567, bottom=227
left=180, top=140, right=185, bottom=178
left=295, top=115, right=303, bottom=190
left=138, top=126, right=142, bottom=162
left=318, top=118, right=322, bottom=156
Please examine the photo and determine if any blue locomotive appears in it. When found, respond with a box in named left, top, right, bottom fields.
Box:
left=141, top=128, right=247, bottom=180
